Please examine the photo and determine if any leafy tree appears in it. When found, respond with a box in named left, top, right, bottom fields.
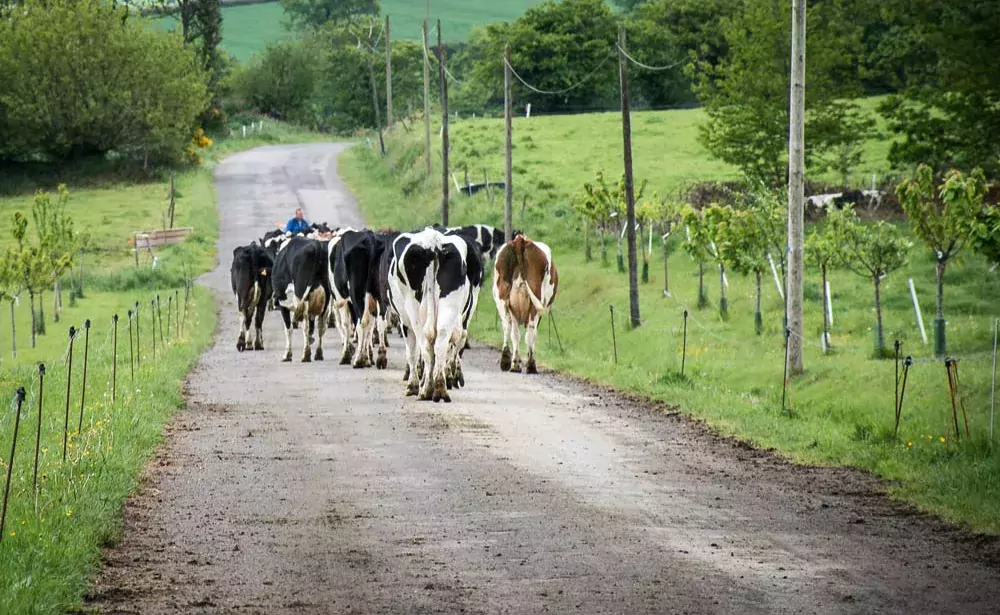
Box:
left=691, top=0, right=866, bottom=186
left=877, top=0, right=1000, bottom=177
left=717, top=206, right=774, bottom=334
left=829, top=206, right=910, bottom=354
left=681, top=205, right=722, bottom=311
left=576, top=171, right=641, bottom=269
left=810, top=101, right=878, bottom=186
left=626, top=0, right=734, bottom=106
left=461, top=0, right=618, bottom=114
left=805, top=223, right=844, bottom=348
left=30, top=185, right=76, bottom=333
left=0, top=0, right=211, bottom=164
left=280, top=0, right=379, bottom=30
left=898, top=164, right=986, bottom=355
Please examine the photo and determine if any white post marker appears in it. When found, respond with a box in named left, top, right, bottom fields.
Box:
left=525, top=103, right=531, bottom=118
left=825, top=279, right=834, bottom=327
left=242, top=125, right=246, bottom=138
left=768, top=253, right=784, bottom=300
left=908, top=278, right=928, bottom=345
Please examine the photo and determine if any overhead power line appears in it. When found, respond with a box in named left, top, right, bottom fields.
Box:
left=504, top=54, right=615, bottom=96
left=615, top=44, right=686, bottom=72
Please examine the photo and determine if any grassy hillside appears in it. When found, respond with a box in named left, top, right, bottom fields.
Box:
left=340, top=102, right=1000, bottom=535
left=206, top=0, right=548, bottom=62
left=0, top=120, right=326, bottom=612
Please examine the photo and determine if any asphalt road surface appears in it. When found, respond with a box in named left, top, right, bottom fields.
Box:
left=88, top=144, right=1000, bottom=615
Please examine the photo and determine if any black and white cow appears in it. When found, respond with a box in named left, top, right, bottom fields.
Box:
left=230, top=241, right=273, bottom=352
left=327, top=228, right=378, bottom=368
left=270, top=236, right=331, bottom=362
left=435, top=224, right=520, bottom=261
left=371, top=230, right=401, bottom=370
left=387, top=227, right=476, bottom=402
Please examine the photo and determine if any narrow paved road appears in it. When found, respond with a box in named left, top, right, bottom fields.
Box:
left=89, top=144, right=1000, bottom=615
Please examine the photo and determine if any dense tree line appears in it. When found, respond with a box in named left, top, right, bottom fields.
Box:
left=0, top=0, right=224, bottom=166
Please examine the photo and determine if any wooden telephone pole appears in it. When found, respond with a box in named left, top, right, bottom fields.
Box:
left=787, top=0, right=806, bottom=374
left=618, top=26, right=640, bottom=329
left=422, top=18, right=431, bottom=177
left=385, top=15, right=392, bottom=127
left=438, top=20, right=449, bottom=226
left=504, top=44, right=513, bottom=243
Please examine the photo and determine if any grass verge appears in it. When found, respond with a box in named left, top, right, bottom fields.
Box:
left=339, top=105, right=1000, bottom=535
left=0, top=119, right=326, bottom=612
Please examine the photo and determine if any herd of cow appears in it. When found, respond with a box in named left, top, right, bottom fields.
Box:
left=229, top=222, right=559, bottom=402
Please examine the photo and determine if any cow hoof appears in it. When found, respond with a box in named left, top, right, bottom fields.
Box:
left=237, top=340, right=246, bottom=352
left=446, top=376, right=455, bottom=390
left=500, top=347, right=512, bottom=372
left=405, top=382, right=419, bottom=397
left=403, top=365, right=410, bottom=381
left=314, top=348, right=324, bottom=361
left=432, top=377, right=450, bottom=403
left=376, top=354, right=387, bottom=370
left=457, top=370, right=465, bottom=387
left=510, top=360, right=522, bottom=374
left=340, top=353, right=351, bottom=365
left=253, top=340, right=264, bottom=351
left=527, top=359, right=537, bottom=375
left=281, top=353, right=292, bottom=363
left=302, top=355, right=312, bottom=363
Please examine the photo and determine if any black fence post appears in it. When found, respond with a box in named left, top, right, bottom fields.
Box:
left=166, top=296, right=172, bottom=340
left=127, top=310, right=134, bottom=382
left=134, top=301, right=141, bottom=368
left=156, top=295, right=164, bottom=345
left=62, top=326, right=76, bottom=462
left=609, top=305, right=618, bottom=365
left=32, top=364, right=45, bottom=491
left=112, top=314, right=119, bottom=404
left=681, top=310, right=689, bottom=377
left=151, top=299, right=157, bottom=361
left=77, top=319, right=91, bottom=434
left=174, top=290, right=180, bottom=339
left=0, top=388, right=26, bottom=543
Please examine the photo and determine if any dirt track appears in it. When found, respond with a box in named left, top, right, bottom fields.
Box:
left=87, top=143, right=1000, bottom=614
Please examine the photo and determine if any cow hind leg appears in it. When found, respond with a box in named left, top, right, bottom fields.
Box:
left=509, top=318, right=523, bottom=373
left=253, top=305, right=266, bottom=351
left=526, top=315, right=541, bottom=374
left=403, top=326, right=420, bottom=397
left=280, top=309, right=293, bottom=362
left=300, top=317, right=313, bottom=362
left=432, top=331, right=451, bottom=402
left=314, top=312, right=326, bottom=361
left=418, top=337, right=435, bottom=401
left=498, top=306, right=513, bottom=372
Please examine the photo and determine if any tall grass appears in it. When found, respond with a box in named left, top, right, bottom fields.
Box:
left=340, top=106, right=1000, bottom=534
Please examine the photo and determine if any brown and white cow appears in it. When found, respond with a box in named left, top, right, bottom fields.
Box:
left=492, top=235, right=558, bottom=374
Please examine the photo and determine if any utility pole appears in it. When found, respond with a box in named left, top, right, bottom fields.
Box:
left=366, top=37, right=386, bottom=158
left=422, top=18, right=431, bottom=177
left=438, top=19, right=449, bottom=226
left=787, top=0, right=806, bottom=375
left=504, top=44, right=513, bottom=243
left=618, top=26, right=640, bottom=329
left=385, top=15, right=392, bottom=128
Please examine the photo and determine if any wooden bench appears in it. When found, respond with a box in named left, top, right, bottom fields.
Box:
left=130, top=227, right=194, bottom=265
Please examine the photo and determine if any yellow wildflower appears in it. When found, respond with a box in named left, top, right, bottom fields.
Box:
left=939, top=437, right=946, bottom=443
left=65, top=509, right=73, bottom=518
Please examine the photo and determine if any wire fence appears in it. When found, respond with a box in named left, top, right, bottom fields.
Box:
left=0, top=283, right=197, bottom=544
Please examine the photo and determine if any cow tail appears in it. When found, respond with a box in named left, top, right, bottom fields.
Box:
left=424, top=254, right=440, bottom=342
left=512, top=237, right=547, bottom=315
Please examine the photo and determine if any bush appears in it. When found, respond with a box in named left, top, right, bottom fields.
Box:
left=0, top=0, right=211, bottom=165
left=232, top=40, right=319, bottom=126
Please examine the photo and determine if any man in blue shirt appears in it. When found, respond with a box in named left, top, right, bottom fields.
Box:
left=276, top=208, right=310, bottom=234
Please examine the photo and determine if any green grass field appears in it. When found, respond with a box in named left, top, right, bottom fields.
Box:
left=0, top=120, right=325, bottom=612
left=340, top=102, right=1000, bottom=535
left=190, top=0, right=547, bottom=62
